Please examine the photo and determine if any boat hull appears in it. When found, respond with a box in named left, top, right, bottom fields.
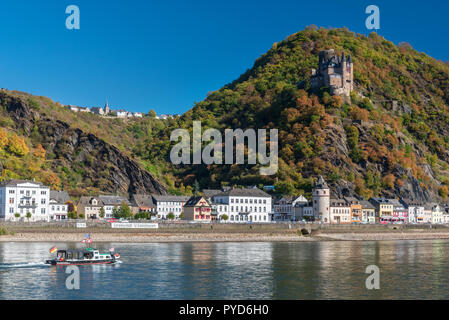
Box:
left=45, top=259, right=118, bottom=266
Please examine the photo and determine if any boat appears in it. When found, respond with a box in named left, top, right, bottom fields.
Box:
left=45, top=247, right=120, bottom=266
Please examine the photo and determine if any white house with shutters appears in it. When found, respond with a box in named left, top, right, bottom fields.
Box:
left=0, top=180, right=51, bottom=221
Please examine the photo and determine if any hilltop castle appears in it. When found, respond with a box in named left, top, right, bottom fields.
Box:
left=310, top=49, right=353, bottom=98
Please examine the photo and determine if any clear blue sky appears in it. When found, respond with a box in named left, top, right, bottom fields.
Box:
left=0, top=0, right=447, bottom=114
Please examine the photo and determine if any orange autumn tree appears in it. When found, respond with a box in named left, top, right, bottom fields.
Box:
left=33, top=144, right=46, bottom=159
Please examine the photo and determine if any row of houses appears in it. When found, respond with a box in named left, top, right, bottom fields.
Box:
left=272, top=176, right=449, bottom=225
left=1, top=177, right=448, bottom=224
left=67, top=101, right=143, bottom=118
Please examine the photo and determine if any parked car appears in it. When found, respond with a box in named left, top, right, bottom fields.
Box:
left=119, top=218, right=129, bottom=223
left=107, top=218, right=117, bottom=223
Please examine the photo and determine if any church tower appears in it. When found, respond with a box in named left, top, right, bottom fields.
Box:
left=104, top=100, right=110, bottom=114
left=313, top=176, right=330, bottom=223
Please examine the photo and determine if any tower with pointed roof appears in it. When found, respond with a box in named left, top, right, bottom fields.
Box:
left=313, top=175, right=330, bottom=223
left=104, top=100, right=110, bottom=115
left=310, top=49, right=353, bottom=98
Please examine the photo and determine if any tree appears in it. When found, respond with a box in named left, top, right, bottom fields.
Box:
left=148, top=109, right=157, bottom=118
left=179, top=212, right=184, bottom=220
left=0, top=129, right=8, bottom=149
left=193, top=180, right=200, bottom=195
left=120, top=202, right=132, bottom=218
left=33, top=144, right=46, bottom=159
left=221, top=214, right=229, bottom=222
left=167, top=212, right=175, bottom=220
left=439, top=186, right=449, bottom=199
left=68, top=211, right=77, bottom=219
left=14, top=213, right=20, bottom=220
left=79, top=213, right=85, bottom=219
left=26, top=212, right=32, bottom=222
left=7, top=134, right=29, bottom=156
left=112, top=207, right=120, bottom=218
left=99, top=207, right=105, bottom=219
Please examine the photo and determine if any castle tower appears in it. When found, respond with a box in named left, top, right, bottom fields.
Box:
left=313, top=176, right=330, bottom=223
left=310, top=49, right=353, bottom=99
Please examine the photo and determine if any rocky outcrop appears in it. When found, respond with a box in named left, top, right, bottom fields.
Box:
left=0, top=91, right=167, bottom=196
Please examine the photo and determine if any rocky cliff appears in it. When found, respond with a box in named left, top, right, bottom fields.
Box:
left=0, top=90, right=167, bottom=196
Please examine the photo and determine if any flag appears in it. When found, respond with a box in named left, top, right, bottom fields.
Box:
left=49, top=246, right=57, bottom=254
left=85, top=233, right=90, bottom=239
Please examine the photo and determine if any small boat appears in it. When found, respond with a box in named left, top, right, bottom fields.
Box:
left=45, top=247, right=120, bottom=266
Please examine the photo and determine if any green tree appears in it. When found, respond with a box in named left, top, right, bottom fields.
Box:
left=120, top=202, right=132, bottom=218
left=68, top=211, right=77, bottom=219
left=26, top=212, right=31, bottom=222
left=167, top=212, right=175, bottom=220
left=221, top=214, right=229, bottom=222
left=14, top=213, right=20, bottom=220
left=99, top=207, right=105, bottom=219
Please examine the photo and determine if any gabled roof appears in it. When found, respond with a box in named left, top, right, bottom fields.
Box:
left=131, top=194, right=156, bottom=208
left=184, top=196, right=210, bottom=207
left=214, top=188, right=271, bottom=198
left=202, top=189, right=222, bottom=198
left=152, top=195, right=190, bottom=202
left=50, top=190, right=70, bottom=204
left=0, top=179, right=49, bottom=188
left=98, top=195, right=130, bottom=206
left=359, top=200, right=375, bottom=210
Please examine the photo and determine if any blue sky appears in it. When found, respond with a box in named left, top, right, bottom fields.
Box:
left=0, top=0, right=447, bottom=114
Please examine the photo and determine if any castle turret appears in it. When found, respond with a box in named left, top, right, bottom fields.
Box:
left=313, top=176, right=330, bottom=223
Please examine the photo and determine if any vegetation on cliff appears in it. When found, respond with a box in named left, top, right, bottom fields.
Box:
left=1, top=27, right=449, bottom=202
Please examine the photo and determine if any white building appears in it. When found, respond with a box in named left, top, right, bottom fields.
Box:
left=212, top=187, right=272, bottom=223
left=313, top=176, right=330, bottom=223
left=329, top=199, right=351, bottom=224
left=152, top=195, right=190, bottom=219
left=0, top=180, right=50, bottom=221
left=273, top=195, right=308, bottom=221
left=49, top=190, right=69, bottom=220
left=401, top=200, right=424, bottom=224
left=98, top=195, right=130, bottom=218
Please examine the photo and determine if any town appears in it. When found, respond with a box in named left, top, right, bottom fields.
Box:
left=0, top=177, right=448, bottom=225
left=66, top=100, right=178, bottom=120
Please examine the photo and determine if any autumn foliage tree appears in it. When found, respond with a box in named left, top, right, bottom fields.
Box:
left=7, top=134, right=29, bottom=156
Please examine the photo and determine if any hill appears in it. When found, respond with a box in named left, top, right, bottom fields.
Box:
left=143, top=27, right=449, bottom=202
left=1, top=27, right=449, bottom=203
left=0, top=90, right=168, bottom=197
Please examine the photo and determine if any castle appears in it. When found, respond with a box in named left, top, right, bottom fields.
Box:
left=310, top=49, right=353, bottom=98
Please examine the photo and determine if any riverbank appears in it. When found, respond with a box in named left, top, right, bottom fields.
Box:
left=0, top=232, right=316, bottom=243
left=2, top=222, right=449, bottom=242
left=2, top=230, right=449, bottom=242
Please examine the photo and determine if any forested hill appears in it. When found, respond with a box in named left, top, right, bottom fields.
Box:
left=1, top=27, right=449, bottom=202
left=145, top=27, right=449, bottom=202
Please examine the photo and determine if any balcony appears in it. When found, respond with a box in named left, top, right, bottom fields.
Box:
left=18, top=202, right=37, bottom=208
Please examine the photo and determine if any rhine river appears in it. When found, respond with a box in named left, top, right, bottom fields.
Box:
left=0, top=240, right=448, bottom=299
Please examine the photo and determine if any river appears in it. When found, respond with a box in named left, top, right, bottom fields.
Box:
left=0, top=240, right=448, bottom=299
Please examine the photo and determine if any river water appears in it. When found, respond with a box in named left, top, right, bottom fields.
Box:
left=0, top=240, right=448, bottom=299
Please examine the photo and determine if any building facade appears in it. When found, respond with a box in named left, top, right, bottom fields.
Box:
left=0, top=180, right=50, bottom=221
left=152, top=195, right=190, bottom=219
left=212, top=188, right=271, bottom=223
left=329, top=199, right=351, bottom=224
left=183, top=196, right=212, bottom=222
left=49, top=190, right=69, bottom=220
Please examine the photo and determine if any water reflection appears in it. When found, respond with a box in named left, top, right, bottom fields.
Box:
left=1, top=240, right=449, bottom=299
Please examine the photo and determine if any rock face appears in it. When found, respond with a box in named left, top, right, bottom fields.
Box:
left=0, top=91, right=167, bottom=196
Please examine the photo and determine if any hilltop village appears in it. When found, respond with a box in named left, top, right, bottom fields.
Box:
left=0, top=177, right=448, bottom=225
left=66, top=100, right=178, bottom=120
